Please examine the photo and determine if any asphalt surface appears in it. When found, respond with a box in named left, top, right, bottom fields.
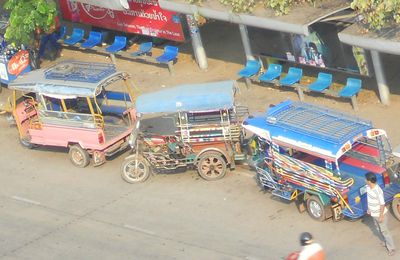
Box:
left=0, top=113, right=399, bottom=260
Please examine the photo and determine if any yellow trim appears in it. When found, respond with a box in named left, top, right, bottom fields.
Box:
left=123, top=78, right=136, bottom=103
left=60, top=99, right=67, bottom=112
left=93, top=97, right=102, bottom=115
left=291, top=190, right=298, bottom=200
left=337, top=191, right=354, bottom=214
left=394, top=193, right=400, bottom=199
left=86, top=97, right=95, bottom=115
left=12, top=90, right=16, bottom=111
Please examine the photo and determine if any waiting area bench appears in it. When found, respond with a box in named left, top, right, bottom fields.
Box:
left=237, top=58, right=363, bottom=110
left=58, top=26, right=179, bottom=75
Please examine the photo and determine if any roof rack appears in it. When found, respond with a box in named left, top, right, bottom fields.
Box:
left=44, top=60, right=116, bottom=83
left=267, top=101, right=372, bottom=144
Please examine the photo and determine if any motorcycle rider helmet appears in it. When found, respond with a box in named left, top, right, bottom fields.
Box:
left=300, top=232, right=313, bottom=246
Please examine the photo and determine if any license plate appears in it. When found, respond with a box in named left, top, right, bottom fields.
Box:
left=332, top=204, right=342, bottom=221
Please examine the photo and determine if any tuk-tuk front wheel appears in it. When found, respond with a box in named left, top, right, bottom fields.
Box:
left=121, top=155, right=150, bottom=184
left=20, top=136, right=36, bottom=149
left=392, top=197, right=400, bottom=221
left=306, top=196, right=326, bottom=222
left=197, top=152, right=227, bottom=181
left=69, top=145, right=90, bottom=168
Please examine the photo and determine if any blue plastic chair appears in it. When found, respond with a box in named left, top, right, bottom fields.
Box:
left=131, top=42, right=153, bottom=56
left=156, top=45, right=179, bottom=63
left=339, top=78, right=362, bottom=97
left=259, top=63, right=282, bottom=82
left=308, top=72, right=333, bottom=92
left=279, top=67, right=303, bottom=86
left=106, top=36, right=127, bottom=53
left=80, top=31, right=102, bottom=49
left=64, top=28, right=84, bottom=45
left=237, top=60, right=261, bottom=78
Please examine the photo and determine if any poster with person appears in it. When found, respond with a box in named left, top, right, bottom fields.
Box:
left=291, top=30, right=328, bottom=68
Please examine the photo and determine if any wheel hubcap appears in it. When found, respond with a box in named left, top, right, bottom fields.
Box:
left=125, top=161, right=145, bottom=180
left=310, top=201, right=322, bottom=218
left=200, top=156, right=223, bottom=178
left=72, top=151, right=83, bottom=164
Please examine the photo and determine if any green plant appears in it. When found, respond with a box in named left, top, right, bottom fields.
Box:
left=351, top=0, right=400, bottom=30
left=219, top=0, right=258, bottom=13
left=3, top=0, right=57, bottom=46
left=185, top=0, right=400, bottom=31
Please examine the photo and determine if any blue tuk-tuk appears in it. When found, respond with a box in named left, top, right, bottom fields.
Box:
left=243, top=100, right=400, bottom=221
left=121, top=80, right=249, bottom=184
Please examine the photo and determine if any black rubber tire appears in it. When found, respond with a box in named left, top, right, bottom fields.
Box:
left=197, top=152, right=227, bottom=181
left=121, top=155, right=151, bottom=184
left=19, top=136, right=36, bottom=149
left=392, top=197, right=400, bottom=221
left=306, top=196, right=326, bottom=221
left=69, top=144, right=90, bottom=168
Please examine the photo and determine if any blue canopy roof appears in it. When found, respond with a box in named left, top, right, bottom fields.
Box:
left=243, top=100, right=377, bottom=159
left=136, top=80, right=236, bottom=114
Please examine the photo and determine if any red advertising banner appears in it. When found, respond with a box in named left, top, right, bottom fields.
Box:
left=59, top=0, right=185, bottom=42
left=7, top=50, right=30, bottom=76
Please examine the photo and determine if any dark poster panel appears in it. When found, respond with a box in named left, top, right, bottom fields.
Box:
left=250, top=23, right=370, bottom=76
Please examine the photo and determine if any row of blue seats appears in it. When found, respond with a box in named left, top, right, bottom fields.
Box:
left=238, top=60, right=362, bottom=101
left=59, top=27, right=179, bottom=64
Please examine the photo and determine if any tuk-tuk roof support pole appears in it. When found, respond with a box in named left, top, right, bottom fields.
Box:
left=370, top=50, right=390, bottom=106
left=60, top=99, right=67, bottom=112
left=12, top=90, right=16, bottom=111
left=12, top=90, right=24, bottom=139
left=86, top=97, right=96, bottom=115
left=123, top=79, right=136, bottom=103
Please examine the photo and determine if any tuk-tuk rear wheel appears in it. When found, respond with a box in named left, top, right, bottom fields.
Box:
left=392, top=197, right=400, bottom=221
left=197, top=152, right=227, bottom=181
left=121, top=155, right=150, bottom=184
left=306, top=196, right=326, bottom=222
left=69, top=145, right=90, bottom=168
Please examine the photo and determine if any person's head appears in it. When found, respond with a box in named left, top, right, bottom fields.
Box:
left=309, top=42, right=318, bottom=52
left=300, top=232, right=313, bottom=246
left=365, top=172, right=377, bottom=187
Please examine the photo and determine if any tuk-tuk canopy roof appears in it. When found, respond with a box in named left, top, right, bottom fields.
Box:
left=243, top=100, right=382, bottom=160
left=136, top=80, right=236, bottom=114
left=8, top=60, right=127, bottom=98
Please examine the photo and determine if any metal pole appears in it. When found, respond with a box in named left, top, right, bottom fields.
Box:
left=238, top=24, right=254, bottom=60
left=370, top=50, right=390, bottom=105
left=186, top=15, right=208, bottom=70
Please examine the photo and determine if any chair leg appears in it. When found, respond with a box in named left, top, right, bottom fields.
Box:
left=167, top=61, right=174, bottom=75
left=295, top=84, right=305, bottom=101
left=109, top=53, right=117, bottom=65
left=350, top=95, right=358, bottom=110
left=245, top=78, right=252, bottom=89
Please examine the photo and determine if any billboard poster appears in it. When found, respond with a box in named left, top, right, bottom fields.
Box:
left=288, top=28, right=370, bottom=76
left=59, top=0, right=185, bottom=42
left=291, top=30, right=329, bottom=68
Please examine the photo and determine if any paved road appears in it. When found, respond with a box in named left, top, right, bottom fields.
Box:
left=0, top=115, right=399, bottom=260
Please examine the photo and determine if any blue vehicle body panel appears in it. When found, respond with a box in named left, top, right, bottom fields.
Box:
left=136, top=80, right=236, bottom=114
